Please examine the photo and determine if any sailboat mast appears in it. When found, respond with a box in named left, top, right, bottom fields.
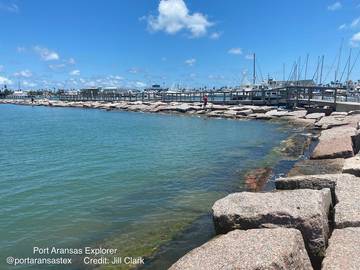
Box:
left=253, top=53, right=256, bottom=85
left=319, top=55, right=324, bottom=85
left=304, top=53, right=309, bottom=80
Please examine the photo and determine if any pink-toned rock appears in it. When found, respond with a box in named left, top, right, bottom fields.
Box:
left=169, top=229, right=313, bottom=270
left=311, top=127, right=359, bottom=159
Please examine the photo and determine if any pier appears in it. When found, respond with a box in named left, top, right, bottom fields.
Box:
left=6, top=84, right=360, bottom=112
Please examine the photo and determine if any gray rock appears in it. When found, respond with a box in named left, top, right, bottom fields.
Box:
left=287, top=110, right=308, bottom=118
left=212, top=189, right=332, bottom=262
left=209, top=104, right=230, bottom=110
left=248, top=113, right=273, bottom=120
left=169, top=228, right=313, bottom=270
left=206, top=110, right=224, bottom=118
left=342, top=155, right=360, bottom=176
left=322, top=228, right=360, bottom=270
left=334, top=174, right=360, bottom=228
left=314, top=115, right=349, bottom=129
left=305, top=113, right=325, bottom=120
left=275, top=174, right=351, bottom=203
left=330, top=111, right=348, bottom=116
left=265, top=110, right=293, bottom=117
left=311, top=127, right=358, bottom=159
left=236, top=109, right=253, bottom=116
left=348, top=110, right=360, bottom=116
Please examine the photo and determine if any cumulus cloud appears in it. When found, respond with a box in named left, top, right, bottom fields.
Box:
left=34, top=46, right=60, bottom=61
left=327, top=2, right=342, bottom=11
left=228, top=48, right=242, bottom=55
left=0, top=76, right=12, bottom=85
left=184, top=58, right=196, bottom=66
left=14, top=69, right=32, bottom=78
left=350, top=32, right=360, bottom=47
left=69, top=70, right=80, bottom=76
left=210, top=31, right=221, bottom=40
left=147, top=0, right=213, bottom=37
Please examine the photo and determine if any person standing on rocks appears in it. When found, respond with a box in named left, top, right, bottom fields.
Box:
left=203, top=94, right=208, bottom=110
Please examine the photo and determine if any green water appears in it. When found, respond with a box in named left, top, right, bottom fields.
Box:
left=0, top=104, right=291, bottom=269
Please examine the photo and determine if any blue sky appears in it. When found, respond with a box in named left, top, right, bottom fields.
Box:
left=1, top=0, right=360, bottom=89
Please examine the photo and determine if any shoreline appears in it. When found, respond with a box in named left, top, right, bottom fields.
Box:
left=1, top=98, right=321, bottom=269
left=4, top=98, right=360, bottom=269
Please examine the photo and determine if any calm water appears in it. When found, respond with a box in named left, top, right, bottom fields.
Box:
left=0, top=105, right=291, bottom=270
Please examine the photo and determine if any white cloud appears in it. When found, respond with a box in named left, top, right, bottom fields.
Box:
left=245, top=54, right=254, bottom=60
left=228, top=48, right=242, bottom=55
left=67, top=58, right=76, bottom=65
left=0, top=2, right=19, bottom=13
left=14, top=69, right=32, bottom=78
left=135, top=81, right=146, bottom=88
left=147, top=0, right=213, bottom=37
left=351, top=17, right=360, bottom=28
left=128, top=67, right=141, bottom=74
left=350, top=32, right=360, bottom=47
left=69, top=70, right=80, bottom=76
left=23, top=81, right=37, bottom=87
left=338, top=23, right=347, bottom=30
left=49, top=63, right=66, bottom=70
left=33, top=46, right=60, bottom=61
left=185, top=58, right=196, bottom=66
left=0, top=76, right=12, bottom=85
left=328, top=2, right=342, bottom=11
left=210, top=31, right=221, bottom=40
left=17, top=46, right=26, bottom=53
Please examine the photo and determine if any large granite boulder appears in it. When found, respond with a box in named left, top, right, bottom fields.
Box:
left=314, top=115, right=350, bottom=129
left=334, top=174, right=360, bottom=228
left=212, top=189, right=332, bottom=263
left=322, top=228, right=360, bottom=270
left=311, top=127, right=358, bottom=159
left=305, top=113, right=325, bottom=120
left=265, top=110, right=293, bottom=117
left=236, top=109, right=253, bottom=116
left=342, top=155, right=360, bottom=176
left=169, top=228, right=313, bottom=270
left=275, top=174, right=351, bottom=203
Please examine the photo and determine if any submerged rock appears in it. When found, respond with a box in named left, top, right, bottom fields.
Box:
left=212, top=189, right=332, bottom=263
left=322, top=228, right=360, bottom=270
left=288, top=158, right=345, bottom=176
left=169, top=228, right=313, bottom=270
left=244, top=167, right=272, bottom=191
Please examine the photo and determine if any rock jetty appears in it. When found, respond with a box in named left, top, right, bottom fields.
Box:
left=4, top=99, right=360, bottom=269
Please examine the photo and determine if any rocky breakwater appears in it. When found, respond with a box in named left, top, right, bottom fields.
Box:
left=169, top=109, right=360, bottom=269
